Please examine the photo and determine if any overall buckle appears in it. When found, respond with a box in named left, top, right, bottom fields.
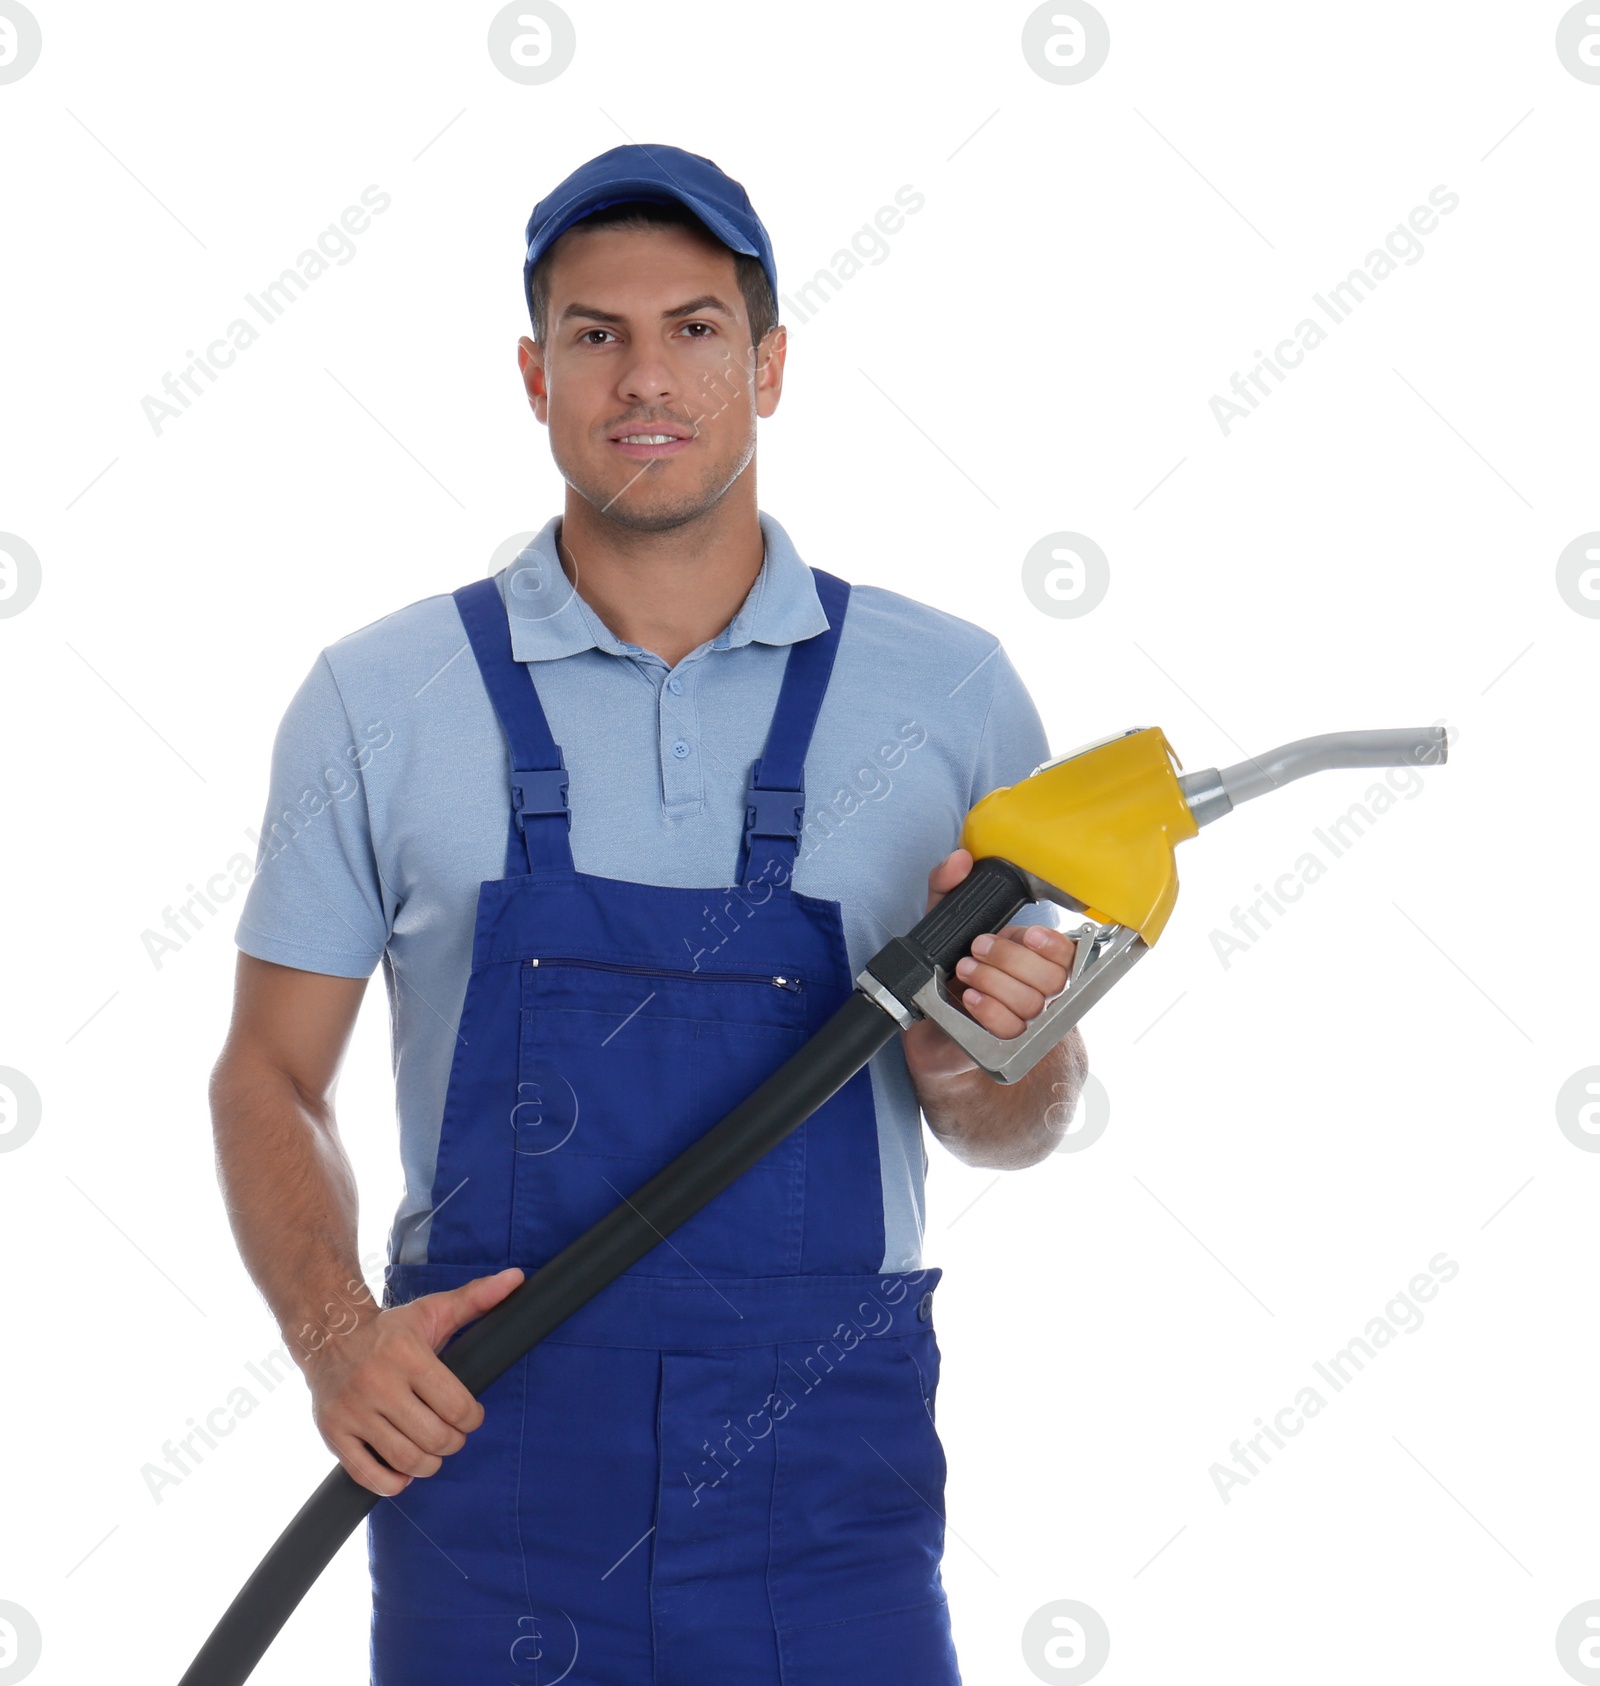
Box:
left=743, top=767, right=805, bottom=840
left=511, top=765, right=569, bottom=831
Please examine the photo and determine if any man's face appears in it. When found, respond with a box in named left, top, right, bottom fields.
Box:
left=519, top=224, right=785, bottom=532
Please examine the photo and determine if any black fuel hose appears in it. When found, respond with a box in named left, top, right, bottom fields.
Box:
left=177, top=855, right=1032, bottom=1686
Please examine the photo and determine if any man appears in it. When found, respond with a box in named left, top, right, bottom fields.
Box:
left=213, top=143, right=1088, bottom=1684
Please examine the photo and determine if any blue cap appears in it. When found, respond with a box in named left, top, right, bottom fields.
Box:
left=523, top=143, right=777, bottom=329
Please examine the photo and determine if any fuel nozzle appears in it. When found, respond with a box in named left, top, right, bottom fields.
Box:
left=857, top=722, right=1450, bottom=1083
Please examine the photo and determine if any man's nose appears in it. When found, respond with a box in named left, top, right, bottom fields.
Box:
left=616, top=350, right=676, bottom=405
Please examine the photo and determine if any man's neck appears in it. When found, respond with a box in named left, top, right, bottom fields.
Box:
left=556, top=484, right=765, bottom=668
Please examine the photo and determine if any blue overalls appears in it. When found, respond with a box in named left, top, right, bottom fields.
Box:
left=368, top=566, right=963, bottom=1685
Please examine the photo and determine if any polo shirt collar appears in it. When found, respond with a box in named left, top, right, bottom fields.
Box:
left=501, top=511, right=829, bottom=663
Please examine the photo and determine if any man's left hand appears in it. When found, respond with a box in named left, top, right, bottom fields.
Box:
left=901, top=848, right=1077, bottom=1084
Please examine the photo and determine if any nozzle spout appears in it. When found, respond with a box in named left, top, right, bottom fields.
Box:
left=1178, top=727, right=1448, bottom=826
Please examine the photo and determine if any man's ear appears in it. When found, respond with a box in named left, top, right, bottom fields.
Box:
left=517, top=335, right=549, bottom=423
left=754, top=323, right=787, bottom=420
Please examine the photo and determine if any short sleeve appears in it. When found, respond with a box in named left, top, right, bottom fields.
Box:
left=970, top=645, right=1064, bottom=931
left=233, top=652, right=392, bottom=978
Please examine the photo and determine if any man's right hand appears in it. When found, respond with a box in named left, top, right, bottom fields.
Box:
left=300, top=1267, right=525, bottom=1496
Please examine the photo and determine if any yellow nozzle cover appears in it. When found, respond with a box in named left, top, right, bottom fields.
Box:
left=959, top=726, right=1198, bottom=943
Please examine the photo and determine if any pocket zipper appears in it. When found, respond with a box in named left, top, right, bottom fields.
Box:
left=528, top=956, right=801, bottom=992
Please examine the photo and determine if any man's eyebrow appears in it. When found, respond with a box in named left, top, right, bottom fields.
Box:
left=558, top=301, right=626, bottom=326
left=557, top=294, right=737, bottom=328
left=662, top=294, right=735, bottom=320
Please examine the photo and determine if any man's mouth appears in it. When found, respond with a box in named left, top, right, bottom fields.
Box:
left=608, top=422, right=696, bottom=461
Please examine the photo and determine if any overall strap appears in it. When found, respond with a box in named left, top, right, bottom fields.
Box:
left=737, top=567, right=852, bottom=887
left=453, top=576, right=574, bottom=877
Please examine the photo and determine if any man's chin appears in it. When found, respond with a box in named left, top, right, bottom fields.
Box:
left=567, top=471, right=732, bottom=534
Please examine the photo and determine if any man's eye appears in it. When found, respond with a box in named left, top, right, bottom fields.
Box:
left=581, top=329, right=614, bottom=345
left=681, top=322, right=713, bottom=337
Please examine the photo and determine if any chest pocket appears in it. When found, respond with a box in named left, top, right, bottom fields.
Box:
left=511, top=956, right=810, bottom=1277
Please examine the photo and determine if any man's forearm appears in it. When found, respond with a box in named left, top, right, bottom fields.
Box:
left=913, top=1026, right=1088, bottom=1170
left=210, top=1057, right=376, bottom=1363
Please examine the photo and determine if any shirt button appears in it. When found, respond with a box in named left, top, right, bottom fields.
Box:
left=668, top=677, right=683, bottom=695
left=670, top=739, right=691, bottom=760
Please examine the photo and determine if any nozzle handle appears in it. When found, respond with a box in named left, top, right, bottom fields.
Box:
left=906, top=854, right=1034, bottom=974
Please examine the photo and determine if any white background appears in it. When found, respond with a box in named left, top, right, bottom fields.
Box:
left=1, top=3, right=1596, bottom=1682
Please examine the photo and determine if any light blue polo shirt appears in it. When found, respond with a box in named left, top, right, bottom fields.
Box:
left=234, top=512, right=1060, bottom=1274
